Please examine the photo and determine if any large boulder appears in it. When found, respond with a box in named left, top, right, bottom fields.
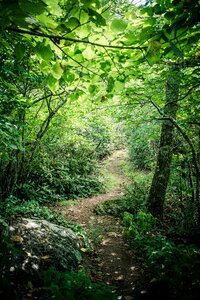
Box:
left=9, top=218, right=81, bottom=275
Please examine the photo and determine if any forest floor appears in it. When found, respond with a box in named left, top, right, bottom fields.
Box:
left=52, top=150, right=146, bottom=299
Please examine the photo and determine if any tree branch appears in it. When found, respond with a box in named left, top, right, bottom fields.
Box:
left=179, top=83, right=200, bottom=101
left=149, top=98, right=163, bottom=115
left=6, top=27, right=145, bottom=51
left=51, top=40, right=102, bottom=78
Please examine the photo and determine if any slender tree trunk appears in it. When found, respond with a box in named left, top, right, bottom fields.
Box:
left=146, top=66, right=181, bottom=220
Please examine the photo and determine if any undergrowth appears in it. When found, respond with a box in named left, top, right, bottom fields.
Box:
left=94, top=165, right=200, bottom=300
left=0, top=196, right=86, bottom=239
left=123, top=211, right=200, bottom=300
left=36, top=267, right=117, bottom=300
left=94, top=170, right=151, bottom=217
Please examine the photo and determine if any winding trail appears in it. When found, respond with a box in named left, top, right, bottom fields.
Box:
left=53, top=150, right=145, bottom=299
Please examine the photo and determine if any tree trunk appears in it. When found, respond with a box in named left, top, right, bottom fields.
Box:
left=146, top=66, right=181, bottom=220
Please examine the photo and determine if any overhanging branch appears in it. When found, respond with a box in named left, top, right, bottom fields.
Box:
left=5, top=27, right=146, bottom=51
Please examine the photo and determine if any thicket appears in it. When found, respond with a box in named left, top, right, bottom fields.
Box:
left=13, top=121, right=112, bottom=203
left=123, top=211, right=200, bottom=300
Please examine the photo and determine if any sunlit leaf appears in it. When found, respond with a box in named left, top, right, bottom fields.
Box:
left=42, top=0, right=62, bottom=14
left=46, top=75, right=59, bottom=92
left=146, top=40, right=162, bottom=65
left=110, top=19, right=127, bottom=33
left=35, top=42, right=53, bottom=62
left=114, top=81, right=124, bottom=92
left=63, top=69, right=75, bottom=83
left=80, top=11, right=89, bottom=23
left=88, top=84, right=96, bottom=94
left=52, top=61, right=64, bottom=80
left=36, top=13, right=57, bottom=28
left=66, top=17, right=80, bottom=30
left=82, top=46, right=95, bottom=60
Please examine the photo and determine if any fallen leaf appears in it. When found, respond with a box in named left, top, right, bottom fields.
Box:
left=10, top=235, right=23, bottom=243
left=41, top=255, right=51, bottom=260
left=80, top=248, right=88, bottom=253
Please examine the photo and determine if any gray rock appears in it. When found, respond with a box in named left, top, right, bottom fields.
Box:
left=9, top=218, right=82, bottom=275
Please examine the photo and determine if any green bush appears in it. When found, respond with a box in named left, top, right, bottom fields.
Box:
left=94, top=183, right=146, bottom=217
left=127, top=123, right=159, bottom=171
left=146, top=242, right=200, bottom=298
left=83, top=118, right=114, bottom=160
left=122, top=211, right=200, bottom=299
left=1, top=196, right=86, bottom=237
left=37, top=268, right=117, bottom=300
left=123, top=211, right=156, bottom=247
left=16, top=141, right=106, bottom=202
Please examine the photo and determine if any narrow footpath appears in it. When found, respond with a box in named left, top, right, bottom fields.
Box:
left=53, top=150, right=145, bottom=299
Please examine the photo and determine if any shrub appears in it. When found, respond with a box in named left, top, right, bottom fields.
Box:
left=16, top=141, right=106, bottom=203
left=122, top=211, right=200, bottom=299
left=37, top=268, right=117, bottom=300
left=94, top=183, right=147, bottom=218
left=127, top=123, right=159, bottom=171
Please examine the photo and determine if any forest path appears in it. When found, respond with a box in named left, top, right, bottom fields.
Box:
left=53, top=150, right=144, bottom=299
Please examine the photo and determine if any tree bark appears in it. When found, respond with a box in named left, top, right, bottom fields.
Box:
left=146, top=66, right=181, bottom=220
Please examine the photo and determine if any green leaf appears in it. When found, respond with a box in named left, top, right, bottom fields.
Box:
left=36, top=13, right=57, bottom=28
left=66, top=17, right=80, bottom=30
left=146, top=40, right=162, bottom=65
left=19, top=0, right=47, bottom=15
left=14, top=44, right=26, bottom=60
left=169, top=41, right=184, bottom=59
left=46, top=75, right=59, bottom=92
left=139, top=26, right=155, bottom=43
left=80, top=11, right=89, bottom=23
left=35, top=42, right=53, bottom=62
left=141, top=6, right=154, bottom=17
left=88, top=9, right=106, bottom=26
left=52, top=61, right=64, bottom=80
left=42, top=0, right=62, bottom=15
left=63, top=69, right=75, bottom=83
left=107, top=77, right=114, bottom=93
left=114, top=81, right=124, bottom=92
left=39, top=61, right=50, bottom=72
left=82, top=46, right=95, bottom=60
left=70, top=92, right=79, bottom=102
left=88, top=84, right=96, bottom=94
left=123, top=33, right=137, bottom=46
left=110, top=19, right=127, bottom=33
left=100, top=60, right=111, bottom=72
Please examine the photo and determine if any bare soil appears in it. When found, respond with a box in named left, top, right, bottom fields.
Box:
left=53, top=150, right=146, bottom=299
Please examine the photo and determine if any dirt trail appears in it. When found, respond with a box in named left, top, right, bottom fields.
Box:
left=53, top=149, right=144, bottom=299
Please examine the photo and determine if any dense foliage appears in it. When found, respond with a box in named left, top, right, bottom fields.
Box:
left=0, top=0, right=200, bottom=299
